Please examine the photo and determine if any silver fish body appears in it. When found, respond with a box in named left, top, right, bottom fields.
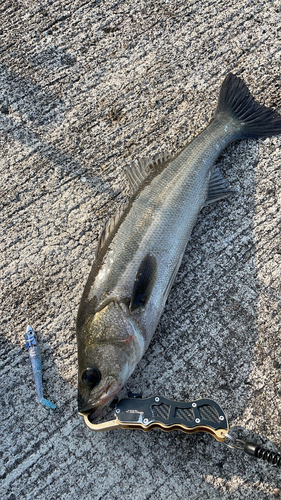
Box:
left=77, top=74, right=281, bottom=417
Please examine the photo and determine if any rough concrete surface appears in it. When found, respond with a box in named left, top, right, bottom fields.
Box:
left=1, top=0, right=281, bottom=498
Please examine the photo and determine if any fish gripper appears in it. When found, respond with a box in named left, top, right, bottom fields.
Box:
left=81, top=395, right=229, bottom=441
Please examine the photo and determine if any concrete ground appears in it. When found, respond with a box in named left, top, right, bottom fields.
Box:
left=1, top=0, right=281, bottom=498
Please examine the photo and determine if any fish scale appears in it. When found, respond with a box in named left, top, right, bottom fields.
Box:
left=76, top=73, right=281, bottom=418
left=91, top=118, right=237, bottom=308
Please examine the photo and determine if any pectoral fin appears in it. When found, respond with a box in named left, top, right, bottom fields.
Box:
left=205, top=166, right=236, bottom=205
left=130, top=254, right=157, bottom=311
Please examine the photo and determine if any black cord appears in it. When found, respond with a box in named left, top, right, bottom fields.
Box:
left=244, top=441, right=281, bottom=466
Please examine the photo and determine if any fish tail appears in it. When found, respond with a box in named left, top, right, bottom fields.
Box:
left=215, top=73, right=281, bottom=139
left=40, top=397, right=56, bottom=409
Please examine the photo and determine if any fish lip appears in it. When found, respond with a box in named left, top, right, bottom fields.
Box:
left=78, top=378, right=120, bottom=416
left=78, top=403, right=98, bottom=414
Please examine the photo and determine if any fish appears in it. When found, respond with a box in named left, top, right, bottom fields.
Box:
left=25, top=325, right=56, bottom=409
left=76, top=73, right=281, bottom=419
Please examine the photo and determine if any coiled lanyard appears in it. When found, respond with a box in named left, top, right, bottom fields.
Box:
left=224, top=433, right=281, bottom=466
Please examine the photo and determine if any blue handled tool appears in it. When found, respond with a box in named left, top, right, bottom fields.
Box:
left=25, top=325, right=56, bottom=409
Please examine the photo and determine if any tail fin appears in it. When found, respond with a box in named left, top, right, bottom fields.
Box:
left=215, top=73, right=281, bottom=139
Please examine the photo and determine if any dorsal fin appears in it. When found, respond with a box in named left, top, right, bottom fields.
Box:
left=125, top=153, right=169, bottom=194
left=96, top=204, right=127, bottom=257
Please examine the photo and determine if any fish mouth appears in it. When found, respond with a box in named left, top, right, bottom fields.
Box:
left=78, top=378, right=120, bottom=419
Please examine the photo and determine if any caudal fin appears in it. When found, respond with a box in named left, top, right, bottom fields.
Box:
left=215, top=73, right=281, bottom=139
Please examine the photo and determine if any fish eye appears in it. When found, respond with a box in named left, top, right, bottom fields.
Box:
left=81, top=368, right=101, bottom=389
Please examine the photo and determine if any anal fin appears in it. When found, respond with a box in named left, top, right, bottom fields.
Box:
left=205, top=166, right=236, bottom=205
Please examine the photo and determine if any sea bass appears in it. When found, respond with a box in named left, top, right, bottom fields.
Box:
left=77, top=73, right=281, bottom=418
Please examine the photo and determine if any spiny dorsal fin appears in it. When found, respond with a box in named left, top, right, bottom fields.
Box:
left=125, top=152, right=169, bottom=194
left=204, top=166, right=236, bottom=205
left=130, top=254, right=157, bottom=311
left=96, top=204, right=127, bottom=257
